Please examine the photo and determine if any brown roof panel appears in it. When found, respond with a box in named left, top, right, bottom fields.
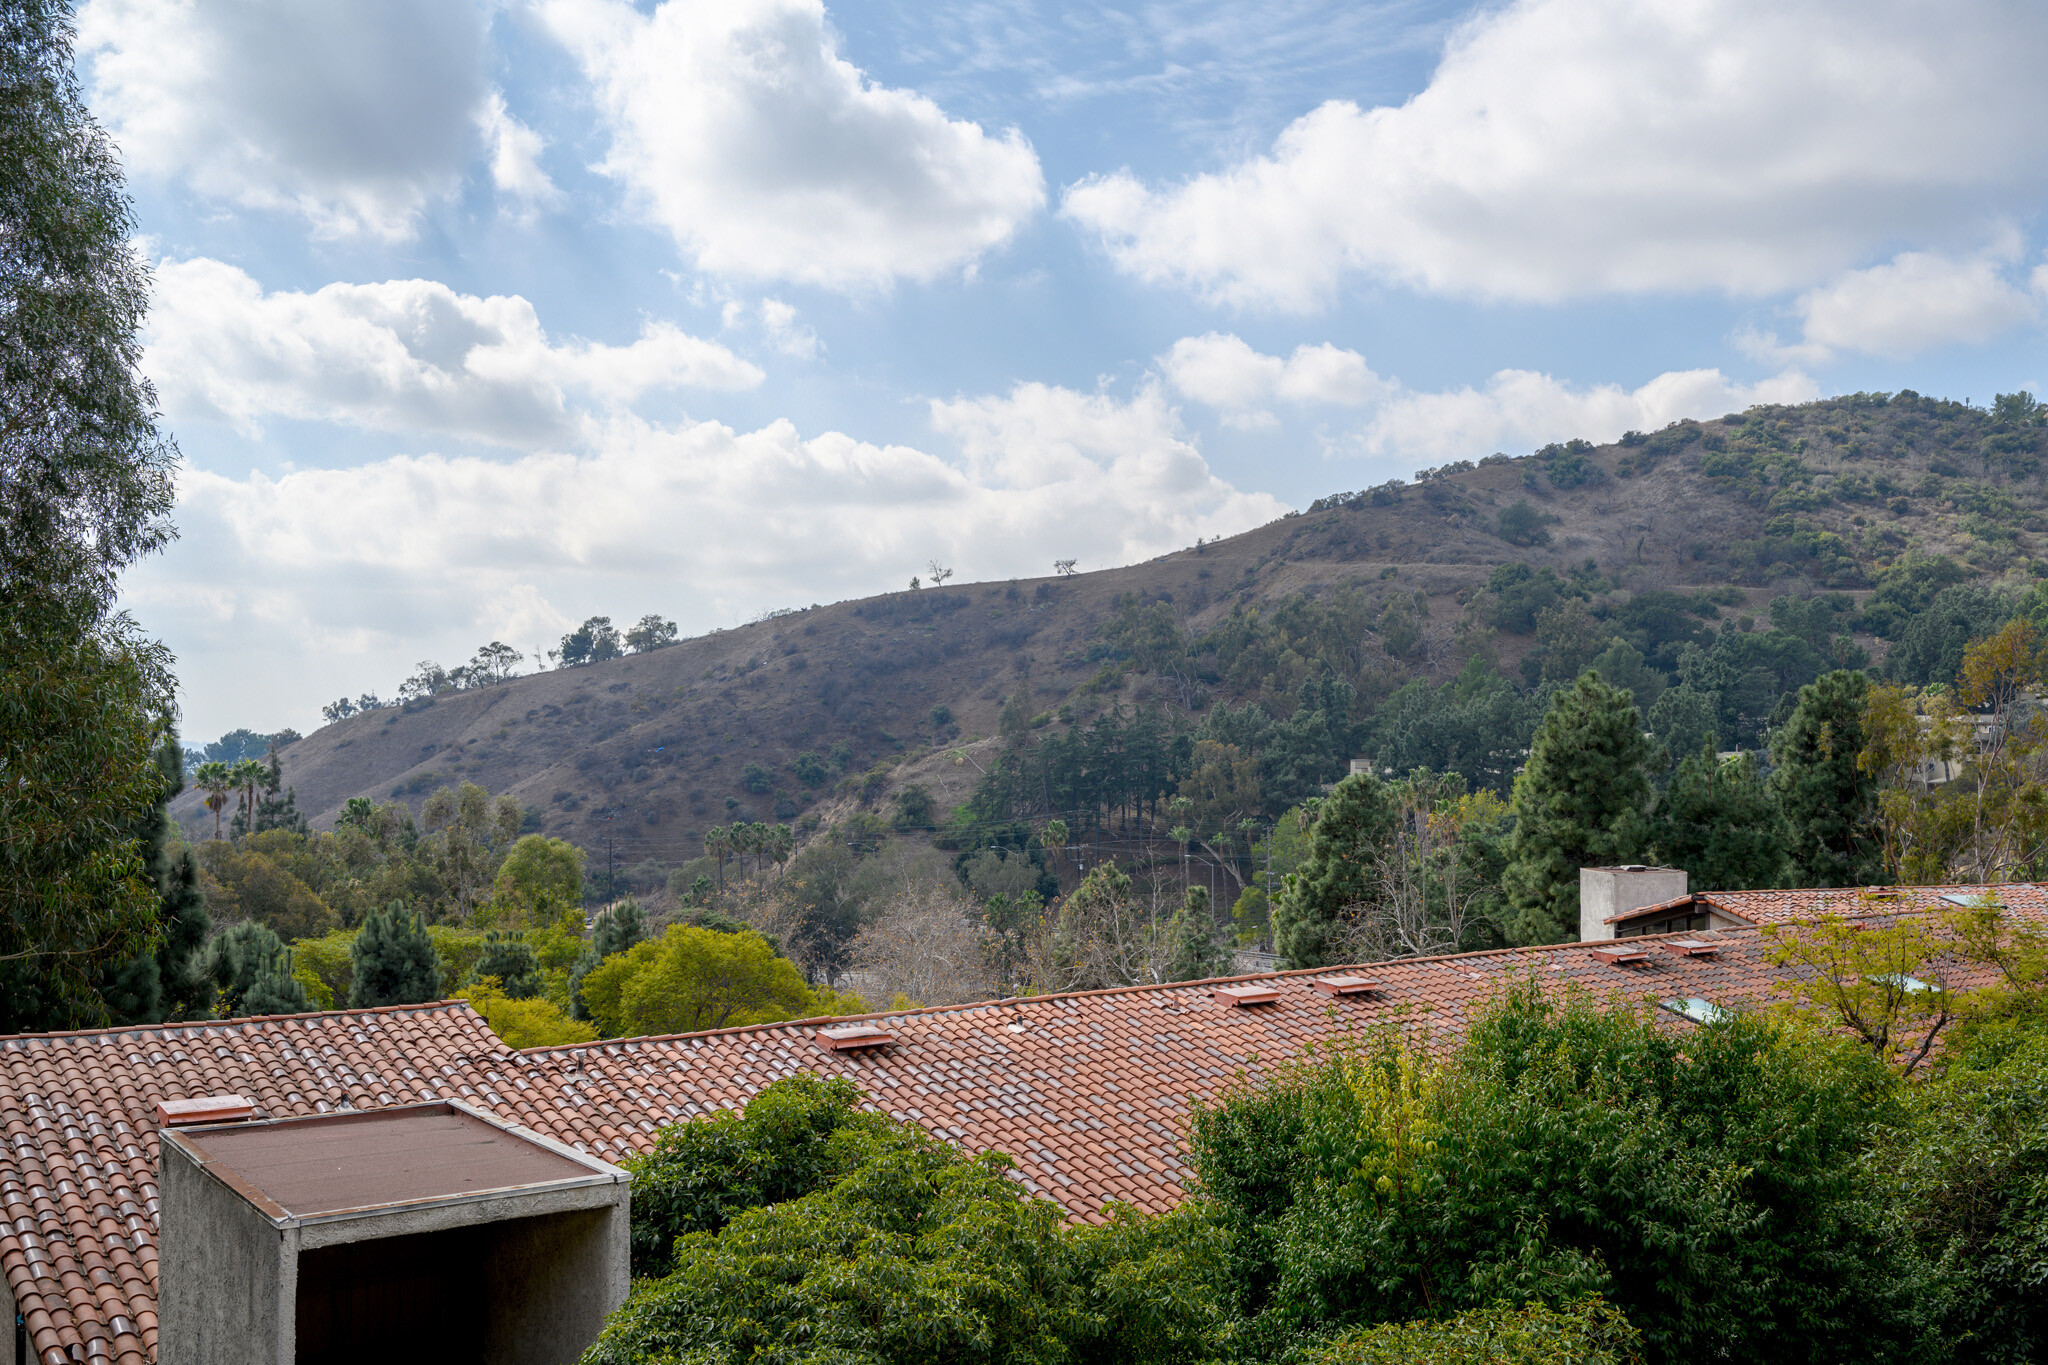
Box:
left=174, top=1104, right=598, bottom=1219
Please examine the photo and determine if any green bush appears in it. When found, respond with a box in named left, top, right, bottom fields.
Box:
left=1187, top=981, right=1926, bottom=1363
left=1310, top=1297, right=1642, bottom=1365
left=588, top=1077, right=1226, bottom=1365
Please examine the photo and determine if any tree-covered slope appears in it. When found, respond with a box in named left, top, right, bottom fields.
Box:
left=180, top=388, right=2047, bottom=880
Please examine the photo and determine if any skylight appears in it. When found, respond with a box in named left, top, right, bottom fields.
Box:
left=1658, top=997, right=1726, bottom=1025
left=1939, top=892, right=2003, bottom=909
left=1870, top=974, right=1943, bottom=995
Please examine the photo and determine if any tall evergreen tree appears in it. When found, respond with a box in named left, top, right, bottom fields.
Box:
left=249, top=740, right=310, bottom=835
left=349, top=901, right=440, bottom=1007
left=209, top=921, right=308, bottom=1017
left=1651, top=748, right=1788, bottom=893
left=1769, top=669, right=1882, bottom=888
left=100, top=730, right=211, bottom=1024
left=1164, top=886, right=1232, bottom=982
left=470, top=931, right=542, bottom=999
left=1501, top=673, right=1655, bottom=944
left=1271, top=770, right=1396, bottom=967
left=571, top=897, right=647, bottom=1020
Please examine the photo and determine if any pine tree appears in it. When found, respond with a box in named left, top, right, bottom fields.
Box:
left=1501, top=673, right=1655, bottom=944
left=470, top=931, right=542, bottom=999
left=209, top=921, right=309, bottom=1017
left=349, top=901, right=440, bottom=1007
left=1769, top=669, right=1881, bottom=888
left=101, top=731, right=211, bottom=1024
left=1651, top=747, right=1788, bottom=893
left=1164, top=886, right=1232, bottom=982
left=1271, top=770, right=1396, bottom=967
left=570, top=897, right=647, bottom=1020
left=249, top=741, right=310, bottom=835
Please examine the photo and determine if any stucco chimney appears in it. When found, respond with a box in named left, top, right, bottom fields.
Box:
left=1579, top=865, right=1688, bottom=942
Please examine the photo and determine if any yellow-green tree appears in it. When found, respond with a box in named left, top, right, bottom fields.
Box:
left=580, top=925, right=827, bottom=1037
left=459, top=976, right=596, bottom=1048
left=1860, top=619, right=2048, bottom=884
left=490, top=834, right=585, bottom=924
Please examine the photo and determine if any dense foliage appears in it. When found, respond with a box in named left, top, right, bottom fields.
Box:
left=588, top=1075, right=1226, bottom=1365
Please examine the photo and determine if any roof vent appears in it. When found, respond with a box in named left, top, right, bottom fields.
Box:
left=156, top=1094, right=255, bottom=1127
left=1588, top=946, right=1652, bottom=968
left=815, top=1024, right=893, bottom=1052
left=1213, top=985, right=1281, bottom=1008
left=1310, top=975, right=1382, bottom=996
left=1658, top=939, right=1720, bottom=958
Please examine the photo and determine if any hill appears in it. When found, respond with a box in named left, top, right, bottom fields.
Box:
left=174, top=388, right=2048, bottom=890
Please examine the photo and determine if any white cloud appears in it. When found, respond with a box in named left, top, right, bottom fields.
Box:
left=479, top=90, right=562, bottom=215
left=147, top=258, right=764, bottom=447
left=79, top=0, right=490, bottom=239
left=129, top=394, right=1281, bottom=736
left=1793, top=250, right=2040, bottom=360
left=539, top=0, right=1046, bottom=289
left=1357, top=367, right=1820, bottom=466
left=1162, top=332, right=1385, bottom=424
left=1063, top=0, right=2048, bottom=309
left=760, top=299, right=820, bottom=359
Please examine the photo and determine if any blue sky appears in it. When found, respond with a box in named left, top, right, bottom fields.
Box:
left=89, top=0, right=2048, bottom=743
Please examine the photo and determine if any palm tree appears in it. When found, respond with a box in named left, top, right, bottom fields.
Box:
left=228, top=758, right=266, bottom=836
left=195, top=761, right=232, bottom=839
left=706, top=825, right=729, bottom=889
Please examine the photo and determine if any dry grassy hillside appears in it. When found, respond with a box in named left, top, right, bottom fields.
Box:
left=175, top=390, right=2045, bottom=872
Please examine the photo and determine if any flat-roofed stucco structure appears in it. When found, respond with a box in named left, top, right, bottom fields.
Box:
left=155, top=1102, right=628, bottom=1365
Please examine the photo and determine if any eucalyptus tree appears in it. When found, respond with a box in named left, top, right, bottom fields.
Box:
left=0, top=0, right=182, bottom=1026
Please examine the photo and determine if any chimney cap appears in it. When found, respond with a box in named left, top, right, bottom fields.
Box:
left=156, top=1094, right=256, bottom=1127
left=1310, top=975, right=1381, bottom=996
left=1213, top=984, right=1281, bottom=1008
left=815, top=1024, right=892, bottom=1052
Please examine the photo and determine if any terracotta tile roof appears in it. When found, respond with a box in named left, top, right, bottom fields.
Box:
left=0, top=1001, right=523, bottom=1365
left=6, top=883, right=2048, bottom=1363
left=1696, top=882, right=2048, bottom=925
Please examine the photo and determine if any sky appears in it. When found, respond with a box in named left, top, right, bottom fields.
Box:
left=89, top=0, right=2048, bottom=745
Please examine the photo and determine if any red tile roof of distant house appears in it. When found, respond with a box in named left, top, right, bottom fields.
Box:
left=4, top=883, right=2046, bottom=1364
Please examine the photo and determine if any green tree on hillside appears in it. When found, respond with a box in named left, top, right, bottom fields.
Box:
left=1272, top=770, right=1396, bottom=967
left=491, top=834, right=584, bottom=918
left=570, top=897, right=646, bottom=1020
left=349, top=902, right=440, bottom=1007
left=210, top=922, right=309, bottom=1017
left=580, top=924, right=819, bottom=1037
left=469, top=931, right=541, bottom=999
left=195, top=760, right=232, bottom=838
left=1651, top=748, right=1788, bottom=892
left=98, top=732, right=212, bottom=1024
left=1501, top=674, right=1654, bottom=943
left=559, top=615, right=623, bottom=665
left=624, top=614, right=678, bottom=652
left=1165, top=886, right=1232, bottom=982
left=1770, top=670, right=1881, bottom=888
